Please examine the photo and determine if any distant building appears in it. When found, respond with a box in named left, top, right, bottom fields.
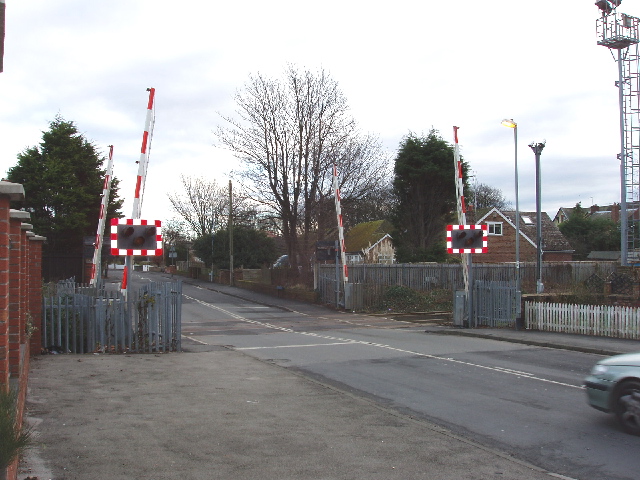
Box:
left=587, top=251, right=621, bottom=261
left=476, top=208, right=574, bottom=263
left=344, top=220, right=395, bottom=264
left=552, top=207, right=575, bottom=226
left=553, top=202, right=640, bottom=225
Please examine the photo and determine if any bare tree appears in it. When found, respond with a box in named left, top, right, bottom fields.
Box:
left=468, top=182, right=512, bottom=212
left=168, top=175, right=256, bottom=238
left=168, top=175, right=226, bottom=237
left=216, top=66, right=390, bottom=268
left=162, top=218, right=191, bottom=244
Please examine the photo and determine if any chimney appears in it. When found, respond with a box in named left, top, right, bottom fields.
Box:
left=612, top=203, right=620, bottom=223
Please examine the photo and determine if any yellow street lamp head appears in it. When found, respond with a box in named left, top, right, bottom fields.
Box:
left=501, top=119, right=517, bottom=128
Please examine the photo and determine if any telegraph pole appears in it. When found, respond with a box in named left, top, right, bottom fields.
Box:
left=228, top=180, right=234, bottom=286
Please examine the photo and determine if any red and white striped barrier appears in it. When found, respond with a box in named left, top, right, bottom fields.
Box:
left=90, top=145, right=114, bottom=286
left=122, top=88, right=156, bottom=295
left=132, top=87, right=155, bottom=220
left=453, top=126, right=467, bottom=224
left=333, top=164, right=349, bottom=284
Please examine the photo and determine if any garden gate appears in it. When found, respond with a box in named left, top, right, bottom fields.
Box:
left=473, top=280, right=519, bottom=328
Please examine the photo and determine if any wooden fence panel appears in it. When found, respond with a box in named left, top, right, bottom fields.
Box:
left=317, top=262, right=618, bottom=311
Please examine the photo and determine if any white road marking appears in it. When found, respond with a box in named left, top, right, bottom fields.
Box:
left=238, top=341, right=357, bottom=350
left=183, top=294, right=584, bottom=390
left=182, top=335, right=208, bottom=345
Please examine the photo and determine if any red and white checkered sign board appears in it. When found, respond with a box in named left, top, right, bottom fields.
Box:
left=110, top=218, right=163, bottom=256
left=446, top=224, right=488, bottom=254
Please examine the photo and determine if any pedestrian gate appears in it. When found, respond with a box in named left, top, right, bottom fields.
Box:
left=473, top=280, right=519, bottom=328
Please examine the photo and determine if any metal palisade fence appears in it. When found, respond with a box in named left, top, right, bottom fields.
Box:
left=42, top=280, right=182, bottom=354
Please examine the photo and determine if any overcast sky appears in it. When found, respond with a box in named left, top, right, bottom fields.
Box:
left=1, top=0, right=637, bottom=228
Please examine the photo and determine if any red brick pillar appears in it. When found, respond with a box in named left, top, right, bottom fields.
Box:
left=0, top=184, right=25, bottom=388
left=0, top=197, right=10, bottom=387
left=28, top=235, right=45, bottom=355
left=19, top=223, right=31, bottom=348
left=0, top=185, right=26, bottom=480
left=8, top=210, right=30, bottom=378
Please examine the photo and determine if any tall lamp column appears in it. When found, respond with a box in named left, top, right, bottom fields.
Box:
left=529, top=141, right=546, bottom=294
left=501, top=119, right=520, bottom=297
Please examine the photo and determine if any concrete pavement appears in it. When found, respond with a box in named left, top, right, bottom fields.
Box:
left=424, top=325, right=640, bottom=357
left=17, top=278, right=640, bottom=479
left=20, top=346, right=568, bottom=480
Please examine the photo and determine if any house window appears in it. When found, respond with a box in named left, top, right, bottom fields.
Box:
left=346, top=253, right=363, bottom=264
left=487, top=222, right=502, bottom=235
left=378, top=254, right=394, bottom=264
left=521, top=215, right=534, bottom=225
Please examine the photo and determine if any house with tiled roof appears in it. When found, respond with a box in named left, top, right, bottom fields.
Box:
left=344, top=220, right=395, bottom=264
left=588, top=203, right=640, bottom=222
left=476, top=208, right=574, bottom=263
left=553, top=202, right=640, bottom=225
left=552, top=207, right=575, bottom=226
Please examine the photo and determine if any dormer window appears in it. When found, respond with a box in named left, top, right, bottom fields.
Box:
left=487, top=222, right=502, bottom=235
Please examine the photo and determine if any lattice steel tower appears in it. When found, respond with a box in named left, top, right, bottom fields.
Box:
left=596, top=0, right=640, bottom=265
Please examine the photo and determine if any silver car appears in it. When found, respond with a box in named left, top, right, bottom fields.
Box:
left=584, top=352, right=640, bottom=435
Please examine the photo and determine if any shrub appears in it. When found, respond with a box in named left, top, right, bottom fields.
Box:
left=0, top=387, right=32, bottom=472
left=380, top=286, right=430, bottom=312
left=377, top=286, right=453, bottom=313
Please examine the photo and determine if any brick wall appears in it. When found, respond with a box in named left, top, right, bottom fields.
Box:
left=28, top=234, right=44, bottom=354
left=0, top=182, right=45, bottom=480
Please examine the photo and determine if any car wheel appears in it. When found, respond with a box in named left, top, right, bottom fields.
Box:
left=614, top=379, right=640, bottom=436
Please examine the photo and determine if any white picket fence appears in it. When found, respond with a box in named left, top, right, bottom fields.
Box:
left=525, top=301, right=640, bottom=339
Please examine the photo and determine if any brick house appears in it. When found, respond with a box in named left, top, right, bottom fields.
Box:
left=475, top=208, right=574, bottom=263
left=344, top=220, right=395, bottom=264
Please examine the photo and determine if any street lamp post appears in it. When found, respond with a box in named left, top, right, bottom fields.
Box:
left=529, top=141, right=546, bottom=294
left=501, top=119, right=521, bottom=298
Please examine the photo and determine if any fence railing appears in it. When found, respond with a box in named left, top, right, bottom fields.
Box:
left=525, top=301, right=640, bottom=339
left=42, top=281, right=182, bottom=354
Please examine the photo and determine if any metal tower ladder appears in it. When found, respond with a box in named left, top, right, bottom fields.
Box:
left=597, top=5, right=640, bottom=264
